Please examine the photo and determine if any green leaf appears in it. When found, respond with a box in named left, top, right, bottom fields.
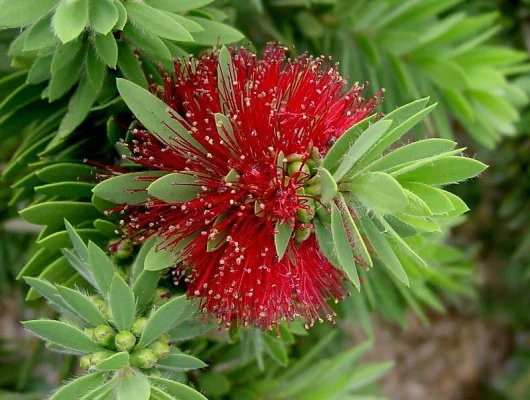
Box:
left=118, top=374, right=150, bottom=400
left=35, top=182, right=95, bottom=198
left=274, top=221, right=293, bottom=261
left=123, top=23, right=171, bottom=60
left=117, top=41, right=149, bottom=88
left=401, top=182, right=454, bottom=214
left=133, top=269, right=160, bottom=313
left=145, top=243, right=175, bottom=272
left=50, top=373, right=106, bottom=400
left=89, top=0, right=118, bottom=35
left=188, top=17, right=245, bottom=45
left=348, top=361, right=395, bottom=390
left=337, top=194, right=372, bottom=267
left=24, top=15, right=57, bottom=51
left=88, top=241, right=115, bottom=294
left=138, top=295, right=187, bottom=347
left=23, top=320, right=101, bottom=353
left=125, top=2, right=193, bottom=41
left=395, top=213, right=441, bottom=232
left=95, top=352, right=130, bottom=371
left=360, top=216, right=409, bottom=286
left=197, top=373, right=231, bottom=397
left=27, top=55, right=53, bottom=84
left=54, top=0, right=89, bottom=43
left=57, top=74, right=99, bottom=139
left=263, top=334, right=289, bottom=367
left=330, top=201, right=360, bottom=290
left=156, top=354, right=207, bottom=371
left=48, top=53, right=84, bottom=101
left=0, top=0, right=56, bottom=28
left=348, top=172, right=408, bottom=214
left=376, top=215, right=427, bottom=269
left=20, top=201, right=101, bottom=225
left=37, top=163, right=96, bottom=183
left=93, top=171, right=165, bottom=204
left=149, top=377, right=207, bottom=400
left=439, top=189, right=469, bottom=216
left=395, top=156, right=487, bottom=185
left=360, top=103, right=438, bottom=168
left=164, top=13, right=204, bottom=33
left=148, top=173, right=201, bottom=203
left=367, top=139, right=457, bottom=172
left=145, top=0, right=214, bottom=12
left=322, top=115, right=377, bottom=171
left=314, top=218, right=338, bottom=266
left=113, top=0, right=127, bottom=30
left=52, top=40, right=83, bottom=74
left=109, top=274, right=136, bottom=332
left=333, top=119, right=393, bottom=181
left=469, top=89, right=519, bottom=123
left=94, top=33, right=118, bottom=69
left=116, top=79, right=204, bottom=150
left=87, top=47, right=106, bottom=92
left=57, top=286, right=108, bottom=326
left=418, top=58, right=468, bottom=89
left=319, top=168, right=337, bottom=204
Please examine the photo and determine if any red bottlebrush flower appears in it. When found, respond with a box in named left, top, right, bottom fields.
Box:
left=112, top=44, right=382, bottom=329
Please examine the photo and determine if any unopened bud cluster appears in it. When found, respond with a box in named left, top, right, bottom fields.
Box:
left=80, top=292, right=173, bottom=372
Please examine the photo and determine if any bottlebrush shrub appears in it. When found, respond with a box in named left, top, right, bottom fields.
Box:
left=22, top=221, right=208, bottom=400
left=91, top=45, right=487, bottom=330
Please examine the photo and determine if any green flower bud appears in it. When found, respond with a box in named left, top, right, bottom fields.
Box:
left=93, top=325, right=116, bottom=348
left=80, top=354, right=92, bottom=371
left=294, top=225, right=312, bottom=244
left=132, top=317, right=148, bottom=337
left=115, top=331, right=136, bottom=352
left=149, top=340, right=170, bottom=360
left=287, top=161, right=310, bottom=177
left=110, top=239, right=133, bottom=261
left=90, top=351, right=113, bottom=366
left=152, top=287, right=171, bottom=306
left=130, top=349, right=158, bottom=369
left=158, top=333, right=172, bottom=346
left=286, top=153, right=303, bottom=163
left=297, top=199, right=315, bottom=223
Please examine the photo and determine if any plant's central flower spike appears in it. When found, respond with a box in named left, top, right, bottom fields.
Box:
left=115, top=44, right=382, bottom=329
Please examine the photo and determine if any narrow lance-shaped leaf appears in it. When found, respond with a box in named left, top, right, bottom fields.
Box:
left=117, top=374, right=151, bottom=400
left=88, top=241, right=115, bottom=294
left=148, top=173, right=201, bottom=203
left=330, top=201, right=360, bottom=290
left=360, top=215, right=409, bottom=286
left=346, top=171, right=408, bottom=215
left=54, top=0, right=89, bottom=43
left=57, top=286, right=108, bottom=326
left=109, top=274, right=136, bottom=331
left=336, top=194, right=372, bottom=268
left=138, top=295, right=187, bottom=347
left=95, top=352, right=130, bottom=371
left=23, top=320, right=102, bottom=353
left=333, top=119, right=393, bottom=181
left=50, top=373, right=106, bottom=400
left=274, top=221, right=293, bottom=261
left=319, top=167, right=337, bottom=204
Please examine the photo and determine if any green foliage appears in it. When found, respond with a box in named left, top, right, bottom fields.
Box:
left=22, top=226, right=207, bottom=400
